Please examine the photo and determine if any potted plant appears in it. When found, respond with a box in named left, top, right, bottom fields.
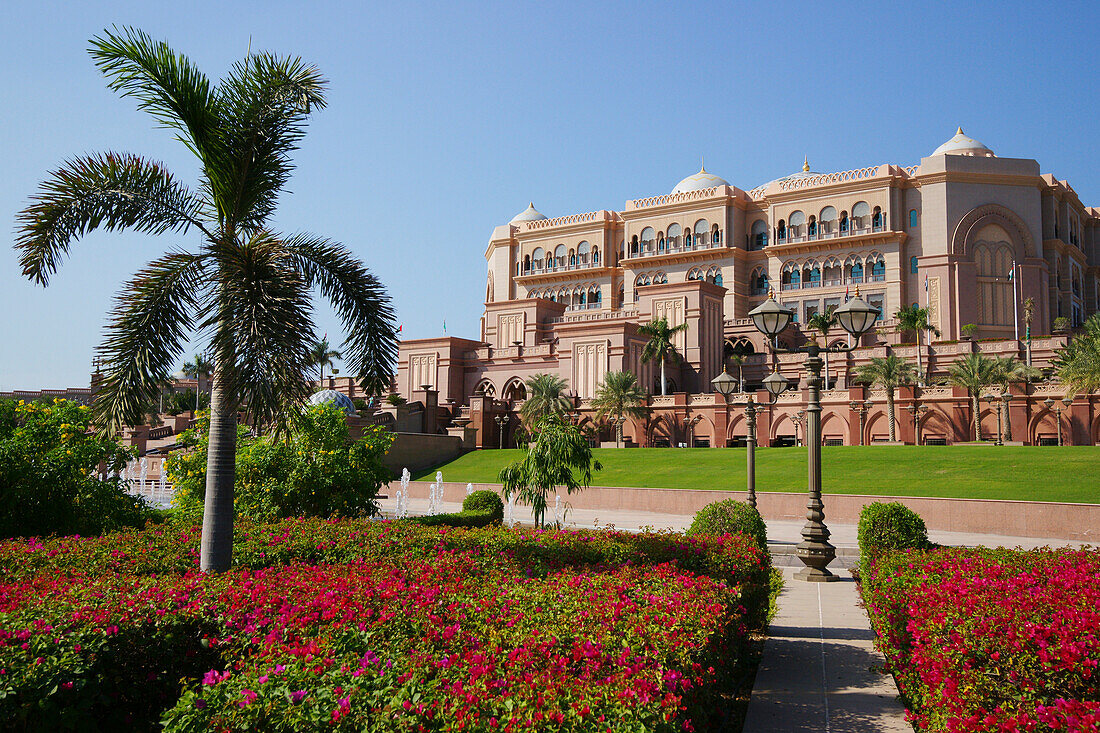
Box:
left=1052, top=316, right=1070, bottom=334
left=960, top=324, right=978, bottom=341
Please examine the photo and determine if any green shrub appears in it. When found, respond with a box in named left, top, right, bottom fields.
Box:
left=0, top=398, right=149, bottom=538
left=411, top=489, right=504, bottom=528
left=857, top=501, right=929, bottom=579
left=686, top=499, right=768, bottom=552
left=167, top=403, right=393, bottom=522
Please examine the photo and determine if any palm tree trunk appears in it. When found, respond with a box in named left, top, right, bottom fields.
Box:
left=200, top=375, right=237, bottom=573
left=887, top=389, right=896, bottom=442
left=738, top=363, right=744, bottom=392
left=616, top=417, right=623, bottom=448
left=823, top=348, right=830, bottom=390
left=915, top=330, right=924, bottom=386
left=660, top=359, right=667, bottom=396
left=972, top=393, right=981, bottom=441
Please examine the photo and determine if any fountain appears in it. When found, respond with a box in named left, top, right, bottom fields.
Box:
left=139, top=457, right=149, bottom=494
left=466, top=483, right=473, bottom=496
left=553, top=495, right=561, bottom=528
left=397, top=468, right=410, bottom=519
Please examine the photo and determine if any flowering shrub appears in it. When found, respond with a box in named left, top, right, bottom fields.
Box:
left=862, top=547, right=1100, bottom=731
left=0, top=398, right=147, bottom=538
left=167, top=403, right=393, bottom=521
left=0, top=519, right=771, bottom=731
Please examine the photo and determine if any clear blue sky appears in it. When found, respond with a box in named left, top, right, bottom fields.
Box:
left=3, top=0, right=1098, bottom=389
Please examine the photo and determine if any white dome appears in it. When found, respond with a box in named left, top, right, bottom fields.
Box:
left=756, top=158, right=821, bottom=189
left=671, top=163, right=729, bottom=194
left=308, top=389, right=357, bottom=416
left=932, top=127, right=994, bottom=157
left=510, top=202, right=548, bottom=223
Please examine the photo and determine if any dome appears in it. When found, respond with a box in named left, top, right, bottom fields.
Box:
left=756, top=157, right=821, bottom=189
left=932, top=127, right=994, bottom=157
left=671, top=161, right=729, bottom=194
left=308, top=389, right=357, bottom=416
left=510, top=202, right=548, bottom=223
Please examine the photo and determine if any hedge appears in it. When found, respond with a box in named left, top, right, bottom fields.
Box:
left=409, top=489, right=504, bottom=528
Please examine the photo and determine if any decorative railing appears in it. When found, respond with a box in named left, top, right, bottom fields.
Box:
left=650, top=396, right=676, bottom=406
left=778, top=166, right=884, bottom=191
left=624, top=239, right=723, bottom=260
left=903, top=165, right=919, bottom=176
left=917, top=386, right=953, bottom=399
left=524, top=211, right=601, bottom=229
left=688, top=393, right=718, bottom=405
left=776, top=391, right=802, bottom=403
left=630, top=186, right=722, bottom=209
left=147, top=426, right=174, bottom=440
left=747, top=185, right=768, bottom=199
left=517, top=260, right=601, bottom=276
left=547, top=308, right=637, bottom=324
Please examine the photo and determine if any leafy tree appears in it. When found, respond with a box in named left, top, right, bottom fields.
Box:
left=166, top=389, right=209, bottom=415
left=853, top=355, right=917, bottom=442
left=519, top=373, right=572, bottom=427
left=639, top=318, right=688, bottom=396
left=167, top=402, right=392, bottom=522
left=498, top=415, right=601, bottom=528
left=1054, top=313, right=1100, bottom=395
left=591, top=371, right=647, bottom=447
left=0, top=398, right=148, bottom=538
left=947, top=353, right=1001, bottom=441
left=805, top=311, right=837, bottom=388
left=14, top=29, right=396, bottom=572
left=309, top=337, right=342, bottom=381
left=182, top=353, right=214, bottom=411
left=894, top=305, right=941, bottom=385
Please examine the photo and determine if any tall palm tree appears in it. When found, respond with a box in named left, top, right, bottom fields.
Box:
left=1023, top=297, right=1036, bottom=367
left=947, top=354, right=1000, bottom=441
left=14, top=28, right=396, bottom=573
left=894, top=305, right=941, bottom=386
left=991, top=357, right=1041, bottom=442
left=853, top=355, right=916, bottom=442
left=182, top=353, right=213, bottom=411
left=591, top=371, right=648, bottom=447
left=309, top=338, right=342, bottom=381
left=519, top=374, right=572, bottom=427
left=1053, top=313, right=1100, bottom=395
left=805, top=311, right=837, bottom=388
left=727, top=352, right=746, bottom=392
left=639, top=318, right=688, bottom=396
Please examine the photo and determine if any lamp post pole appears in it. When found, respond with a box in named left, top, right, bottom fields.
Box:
left=712, top=373, right=782, bottom=510
left=850, top=400, right=873, bottom=445
left=1044, top=398, right=1066, bottom=446
left=792, top=410, right=806, bottom=446
left=745, top=397, right=758, bottom=508
left=747, top=289, right=879, bottom=582
left=494, top=413, right=508, bottom=450
left=906, top=403, right=927, bottom=445
left=983, top=395, right=1003, bottom=446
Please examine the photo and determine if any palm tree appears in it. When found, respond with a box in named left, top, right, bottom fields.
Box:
left=991, top=357, right=1041, bottom=442
left=309, top=338, right=342, bottom=382
left=639, top=318, right=689, bottom=396
left=591, top=371, right=648, bottom=447
left=947, top=354, right=1000, bottom=441
left=853, top=355, right=917, bottom=442
left=1023, top=297, right=1036, bottom=367
left=805, top=311, right=837, bottom=388
left=1054, top=313, right=1100, bottom=395
left=182, top=353, right=213, bottom=411
left=519, top=374, right=572, bottom=427
left=894, top=305, right=941, bottom=386
left=14, top=28, right=396, bottom=573
left=727, top=352, right=746, bottom=392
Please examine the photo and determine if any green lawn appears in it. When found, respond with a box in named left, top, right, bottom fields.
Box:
left=412, top=446, right=1100, bottom=504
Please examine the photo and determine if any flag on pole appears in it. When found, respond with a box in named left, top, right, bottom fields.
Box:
left=442, top=320, right=447, bottom=334
left=396, top=325, right=402, bottom=334
left=845, top=286, right=849, bottom=300
left=924, top=275, right=928, bottom=293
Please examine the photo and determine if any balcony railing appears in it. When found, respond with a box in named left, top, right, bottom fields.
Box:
left=517, top=259, right=601, bottom=276
left=773, top=220, right=894, bottom=246
left=623, top=238, right=722, bottom=260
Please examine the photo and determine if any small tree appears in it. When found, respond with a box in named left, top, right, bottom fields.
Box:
left=519, top=373, right=572, bottom=427
left=591, top=371, right=647, bottom=447
left=948, top=353, right=1000, bottom=441
left=805, top=311, right=837, bottom=388
left=894, top=305, right=941, bottom=386
left=639, top=318, right=688, bottom=396
left=1053, top=313, right=1100, bottom=395
left=853, top=356, right=916, bottom=442
left=498, top=415, right=601, bottom=528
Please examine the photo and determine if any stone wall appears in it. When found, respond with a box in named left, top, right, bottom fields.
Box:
left=383, top=433, right=467, bottom=476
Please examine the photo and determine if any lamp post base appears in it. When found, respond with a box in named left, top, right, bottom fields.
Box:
left=795, top=541, right=839, bottom=582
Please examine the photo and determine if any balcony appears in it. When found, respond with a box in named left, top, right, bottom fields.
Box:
left=773, top=220, right=889, bottom=246
left=517, top=259, right=601, bottom=277
left=623, top=237, right=723, bottom=260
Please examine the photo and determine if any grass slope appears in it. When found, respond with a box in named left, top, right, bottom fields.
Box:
left=412, top=446, right=1100, bottom=504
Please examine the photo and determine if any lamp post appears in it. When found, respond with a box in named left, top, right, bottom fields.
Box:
left=494, top=413, right=508, bottom=449
left=906, top=402, right=927, bottom=445
left=609, top=415, right=626, bottom=448
left=982, top=394, right=1004, bottom=445
left=850, top=399, right=874, bottom=446
left=1044, top=397, right=1073, bottom=445
left=748, top=288, right=879, bottom=582
left=791, top=410, right=806, bottom=446
left=686, top=414, right=703, bottom=447
left=713, top=369, right=785, bottom=509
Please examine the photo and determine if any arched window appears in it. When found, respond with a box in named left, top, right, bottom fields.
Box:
left=667, top=223, right=682, bottom=249
left=653, top=271, right=668, bottom=285
left=630, top=236, right=639, bottom=256
left=789, top=210, right=805, bottom=237
left=595, top=288, right=602, bottom=305
left=657, top=232, right=666, bottom=252
left=751, top=219, right=768, bottom=250
left=523, top=254, right=531, bottom=272
left=807, top=215, right=818, bottom=237
left=568, top=248, right=576, bottom=267
left=909, top=209, right=918, bottom=229
left=577, top=241, right=591, bottom=265
left=554, top=244, right=566, bottom=269
left=823, top=258, right=842, bottom=286
left=782, top=265, right=801, bottom=290
left=806, top=264, right=822, bottom=287
left=617, top=282, right=625, bottom=307
left=592, top=246, right=600, bottom=264
left=707, top=266, right=723, bottom=287
left=852, top=201, right=870, bottom=228
left=694, top=219, right=709, bottom=239
left=975, top=242, right=1014, bottom=326
left=532, top=247, right=545, bottom=270
left=839, top=211, right=849, bottom=234
left=640, top=227, right=656, bottom=253
left=474, top=379, right=496, bottom=398
left=711, top=224, right=721, bottom=245
left=869, top=256, right=886, bottom=281
left=910, top=256, right=919, bottom=274
left=819, top=206, right=837, bottom=235
left=752, top=269, right=769, bottom=295
left=777, top=220, right=787, bottom=243
left=687, top=267, right=701, bottom=281
left=872, top=206, right=884, bottom=231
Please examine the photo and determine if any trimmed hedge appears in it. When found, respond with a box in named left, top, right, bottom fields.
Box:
left=410, top=489, right=504, bottom=528
left=686, top=499, right=768, bottom=552
left=862, top=547, right=1100, bottom=730
left=856, top=501, right=928, bottom=579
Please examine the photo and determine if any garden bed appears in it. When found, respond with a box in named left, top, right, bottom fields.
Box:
left=861, top=547, right=1100, bottom=731
left=0, top=519, right=772, bottom=731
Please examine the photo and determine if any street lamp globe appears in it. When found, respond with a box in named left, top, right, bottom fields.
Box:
left=1062, top=397, right=1074, bottom=408
left=711, top=370, right=738, bottom=399
left=748, top=293, right=795, bottom=338
left=1044, top=397, right=1055, bottom=409
left=763, top=371, right=789, bottom=400
left=833, top=291, right=880, bottom=338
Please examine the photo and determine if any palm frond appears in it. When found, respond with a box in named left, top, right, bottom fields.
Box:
left=15, top=153, right=210, bottom=285
left=212, top=54, right=327, bottom=229
left=282, top=234, right=396, bottom=394
left=204, top=232, right=317, bottom=435
left=89, top=26, right=217, bottom=159
left=94, top=251, right=209, bottom=435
